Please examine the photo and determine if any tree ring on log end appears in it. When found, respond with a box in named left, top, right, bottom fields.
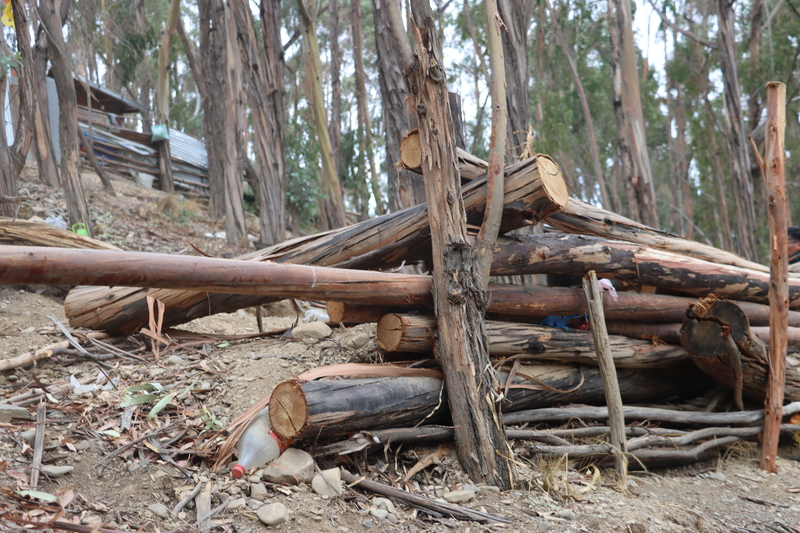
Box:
left=269, top=380, right=309, bottom=441
left=535, top=154, right=569, bottom=214
left=377, top=314, right=404, bottom=351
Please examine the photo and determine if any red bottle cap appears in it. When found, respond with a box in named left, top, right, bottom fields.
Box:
left=231, top=464, right=246, bottom=478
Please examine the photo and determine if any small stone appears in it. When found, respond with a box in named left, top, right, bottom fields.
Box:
left=344, top=332, right=370, bottom=349
left=311, top=468, right=343, bottom=497
left=387, top=513, right=399, bottom=524
left=626, top=478, right=639, bottom=488
left=369, top=509, right=389, bottom=520
left=148, top=503, right=170, bottom=519
left=81, top=515, right=103, bottom=525
left=373, top=497, right=395, bottom=514
left=291, top=322, right=332, bottom=340
left=228, top=498, right=247, bottom=510
left=75, top=440, right=91, bottom=451
left=148, top=368, right=165, bottom=378
left=257, top=502, right=289, bottom=526
left=166, top=355, right=185, bottom=365
left=555, top=508, right=577, bottom=521
left=361, top=519, right=373, bottom=529
left=442, top=490, right=474, bottom=504
left=40, top=465, right=74, bottom=478
left=462, top=485, right=480, bottom=493
left=480, top=485, right=501, bottom=493
left=709, top=472, right=727, bottom=482
left=250, top=483, right=269, bottom=501
left=20, top=429, right=37, bottom=446
left=263, top=448, right=316, bottom=484
left=20, top=326, right=35, bottom=334
left=248, top=475, right=261, bottom=483
left=0, top=404, right=29, bottom=423
left=536, top=522, right=554, bottom=533
left=227, top=485, right=242, bottom=495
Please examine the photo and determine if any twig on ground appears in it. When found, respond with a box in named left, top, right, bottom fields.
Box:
left=30, top=401, right=46, bottom=489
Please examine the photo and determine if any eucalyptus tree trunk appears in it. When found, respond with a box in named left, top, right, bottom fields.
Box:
left=610, top=0, right=659, bottom=228
left=232, top=0, right=286, bottom=246
left=199, top=0, right=247, bottom=246
left=298, top=0, right=346, bottom=229
left=352, top=0, right=385, bottom=215
left=328, top=0, right=343, bottom=179
left=716, top=0, right=759, bottom=261
left=30, top=24, right=60, bottom=189
left=496, top=0, right=533, bottom=160
left=155, top=0, right=181, bottom=193
left=384, top=0, right=512, bottom=489
left=371, top=0, right=421, bottom=211
left=461, top=0, right=488, bottom=156
left=39, top=0, right=92, bottom=236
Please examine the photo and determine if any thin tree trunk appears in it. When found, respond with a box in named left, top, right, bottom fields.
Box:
left=545, top=0, right=609, bottom=210
left=328, top=0, right=343, bottom=182
left=675, top=83, right=692, bottom=239
left=155, top=0, right=181, bottom=193
left=716, top=0, right=759, bottom=261
left=31, top=24, right=60, bottom=189
left=298, top=0, right=346, bottom=229
left=39, top=0, right=92, bottom=236
left=611, top=0, right=659, bottom=228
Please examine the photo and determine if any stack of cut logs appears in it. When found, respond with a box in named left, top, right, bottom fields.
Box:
left=4, top=148, right=800, bottom=469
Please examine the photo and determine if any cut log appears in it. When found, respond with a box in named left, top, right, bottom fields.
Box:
left=607, top=321, right=800, bottom=346
left=399, top=129, right=488, bottom=182
left=491, top=233, right=800, bottom=308
left=65, top=154, right=568, bottom=332
left=376, top=314, right=691, bottom=367
left=268, top=363, right=711, bottom=443
left=680, top=297, right=800, bottom=401
left=0, top=217, right=120, bottom=250
left=0, top=245, right=433, bottom=306
left=330, top=285, right=800, bottom=327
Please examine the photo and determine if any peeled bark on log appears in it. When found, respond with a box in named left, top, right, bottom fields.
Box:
left=491, top=234, right=800, bottom=308
left=268, top=363, right=710, bottom=443
left=65, top=154, right=568, bottom=332
left=607, top=321, right=800, bottom=346
left=377, top=314, right=690, bottom=367
left=0, top=245, right=433, bottom=307
left=0, top=218, right=120, bottom=250
left=681, top=297, right=800, bottom=401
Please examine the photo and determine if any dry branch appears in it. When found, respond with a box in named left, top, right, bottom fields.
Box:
left=0, top=217, right=120, bottom=250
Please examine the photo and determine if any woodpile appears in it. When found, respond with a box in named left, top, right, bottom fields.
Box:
left=2, top=149, right=799, bottom=472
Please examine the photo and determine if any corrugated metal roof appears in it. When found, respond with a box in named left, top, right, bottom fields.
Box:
left=168, top=129, right=208, bottom=170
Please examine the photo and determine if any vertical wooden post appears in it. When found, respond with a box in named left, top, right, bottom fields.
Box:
left=761, top=81, right=788, bottom=473
left=583, top=271, right=628, bottom=478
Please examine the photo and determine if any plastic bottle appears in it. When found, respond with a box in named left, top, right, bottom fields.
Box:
left=231, top=407, right=290, bottom=478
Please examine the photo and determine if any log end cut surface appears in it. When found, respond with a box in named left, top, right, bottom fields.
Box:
left=377, top=313, right=404, bottom=351
left=536, top=155, right=569, bottom=212
left=269, top=380, right=309, bottom=441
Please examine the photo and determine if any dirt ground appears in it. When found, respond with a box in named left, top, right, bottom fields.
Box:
left=1, top=168, right=800, bottom=533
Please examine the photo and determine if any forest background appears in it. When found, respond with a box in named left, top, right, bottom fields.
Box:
left=1, top=0, right=799, bottom=263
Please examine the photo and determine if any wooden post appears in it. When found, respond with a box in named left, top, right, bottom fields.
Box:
left=761, top=81, right=788, bottom=473
left=583, top=271, right=628, bottom=478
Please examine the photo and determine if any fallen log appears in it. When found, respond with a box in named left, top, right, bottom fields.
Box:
left=329, top=285, right=800, bottom=327
left=267, top=363, right=711, bottom=442
left=0, top=246, right=433, bottom=306
left=399, top=129, right=489, bottom=182
left=491, top=234, right=800, bottom=308
left=376, top=313, right=691, bottom=367
left=0, top=217, right=120, bottom=250
left=681, top=297, right=800, bottom=401
left=64, top=154, right=568, bottom=332
left=606, top=321, right=800, bottom=346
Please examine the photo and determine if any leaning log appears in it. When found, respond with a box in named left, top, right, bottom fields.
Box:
left=329, top=285, right=800, bottom=327
left=65, top=154, right=568, bottom=332
left=607, top=321, right=800, bottom=346
left=0, top=246, right=433, bottom=306
left=0, top=217, right=120, bottom=250
left=267, top=363, right=710, bottom=442
left=376, top=314, right=691, bottom=367
left=680, top=297, right=800, bottom=401
left=491, top=234, right=800, bottom=308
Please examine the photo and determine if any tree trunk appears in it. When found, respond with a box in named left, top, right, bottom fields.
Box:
left=328, top=0, right=343, bottom=186
left=298, top=0, right=346, bottom=229
left=40, top=0, right=92, bottom=237
left=371, top=0, right=420, bottom=211
left=610, top=0, right=659, bottom=228
left=155, top=0, right=181, bottom=194
left=199, top=0, right=247, bottom=246
left=63, top=153, right=567, bottom=332
left=715, top=0, right=759, bottom=261
left=232, top=0, right=286, bottom=246
left=376, top=313, right=691, bottom=367
left=30, top=19, right=61, bottom=189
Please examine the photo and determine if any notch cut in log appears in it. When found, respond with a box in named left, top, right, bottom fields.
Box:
left=680, top=296, right=800, bottom=401
left=64, top=153, right=568, bottom=333
left=376, top=313, right=691, bottom=368
left=267, top=363, right=711, bottom=443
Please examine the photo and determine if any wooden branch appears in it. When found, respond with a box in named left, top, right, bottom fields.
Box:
left=30, top=401, right=46, bottom=490
left=0, top=217, right=120, bottom=250
left=761, top=81, right=789, bottom=473
left=376, top=313, right=691, bottom=367
left=490, top=233, right=800, bottom=307
left=339, top=469, right=512, bottom=524
left=502, top=401, right=800, bottom=426
left=644, top=0, right=717, bottom=48
left=583, top=271, right=627, bottom=477
left=385, top=0, right=415, bottom=73
left=0, top=332, right=110, bottom=372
